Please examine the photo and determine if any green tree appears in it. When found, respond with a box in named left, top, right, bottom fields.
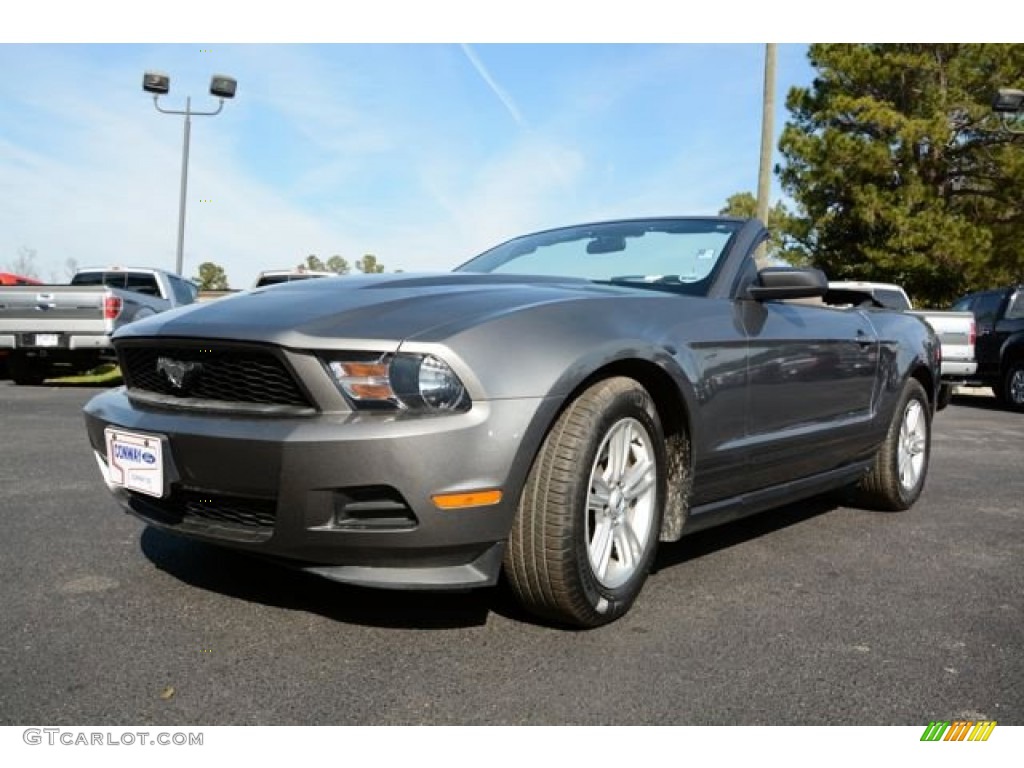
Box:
left=326, top=255, right=351, bottom=275
left=356, top=254, right=385, bottom=273
left=778, top=44, right=1024, bottom=306
left=193, top=261, right=229, bottom=291
left=304, top=254, right=327, bottom=272
left=719, top=192, right=806, bottom=265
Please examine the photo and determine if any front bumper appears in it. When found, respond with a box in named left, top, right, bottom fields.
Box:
left=84, top=387, right=553, bottom=589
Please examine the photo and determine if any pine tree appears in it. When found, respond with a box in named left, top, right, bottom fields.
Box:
left=778, top=44, right=1024, bottom=305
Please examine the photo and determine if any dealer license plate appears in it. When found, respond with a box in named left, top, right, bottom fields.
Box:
left=104, top=429, right=165, bottom=498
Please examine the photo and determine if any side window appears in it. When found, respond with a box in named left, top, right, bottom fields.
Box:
left=124, top=273, right=161, bottom=296
left=70, top=272, right=104, bottom=287
left=951, top=296, right=973, bottom=312
left=169, top=276, right=198, bottom=305
left=1005, top=290, right=1024, bottom=320
left=101, top=273, right=128, bottom=289
left=972, top=292, right=1003, bottom=325
left=874, top=288, right=911, bottom=310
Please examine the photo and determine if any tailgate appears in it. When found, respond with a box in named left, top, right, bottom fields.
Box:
left=910, top=311, right=974, bottom=360
left=907, top=310, right=976, bottom=379
left=0, top=287, right=113, bottom=339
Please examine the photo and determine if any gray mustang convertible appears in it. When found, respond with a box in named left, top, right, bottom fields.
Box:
left=83, top=217, right=940, bottom=627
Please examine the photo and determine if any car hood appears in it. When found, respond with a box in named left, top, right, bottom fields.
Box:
left=115, top=272, right=644, bottom=349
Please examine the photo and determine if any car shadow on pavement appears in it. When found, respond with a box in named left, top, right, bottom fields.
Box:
left=139, top=494, right=846, bottom=632
left=485, top=494, right=851, bottom=629
left=44, top=380, right=124, bottom=388
left=948, top=393, right=1012, bottom=412
left=139, top=527, right=493, bottom=630
left=652, top=493, right=843, bottom=573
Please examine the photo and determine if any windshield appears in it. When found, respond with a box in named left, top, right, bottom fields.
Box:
left=455, top=218, right=742, bottom=295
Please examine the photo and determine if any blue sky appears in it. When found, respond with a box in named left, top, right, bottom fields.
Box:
left=0, top=42, right=818, bottom=287
left=0, top=1, right=1002, bottom=287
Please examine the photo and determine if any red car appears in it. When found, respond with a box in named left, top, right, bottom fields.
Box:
left=0, top=272, right=43, bottom=286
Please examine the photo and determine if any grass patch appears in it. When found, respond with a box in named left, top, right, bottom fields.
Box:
left=47, top=362, right=123, bottom=386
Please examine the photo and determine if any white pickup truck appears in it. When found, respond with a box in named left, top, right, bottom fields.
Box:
left=252, top=268, right=335, bottom=287
left=826, top=281, right=976, bottom=407
left=0, top=267, right=198, bottom=384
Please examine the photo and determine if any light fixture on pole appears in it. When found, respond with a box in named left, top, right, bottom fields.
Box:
left=991, top=88, right=1024, bottom=135
left=143, top=71, right=237, bottom=276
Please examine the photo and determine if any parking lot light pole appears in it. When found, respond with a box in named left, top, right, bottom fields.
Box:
left=992, top=87, right=1024, bottom=135
left=142, top=71, right=237, bottom=277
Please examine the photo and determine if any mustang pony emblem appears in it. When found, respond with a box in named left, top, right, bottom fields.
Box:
left=156, top=357, right=201, bottom=391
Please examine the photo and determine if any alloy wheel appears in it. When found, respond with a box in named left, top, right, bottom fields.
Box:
left=586, top=417, right=657, bottom=589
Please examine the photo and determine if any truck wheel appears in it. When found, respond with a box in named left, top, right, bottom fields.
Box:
left=9, top=354, right=47, bottom=386
left=504, top=377, right=666, bottom=628
left=937, top=383, right=953, bottom=410
left=1002, top=361, right=1024, bottom=412
left=855, top=378, right=931, bottom=511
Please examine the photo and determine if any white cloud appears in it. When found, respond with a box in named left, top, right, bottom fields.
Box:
left=460, top=44, right=526, bottom=128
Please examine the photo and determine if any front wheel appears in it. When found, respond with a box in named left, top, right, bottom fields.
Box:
left=504, top=377, right=667, bottom=627
left=855, top=378, right=931, bottom=511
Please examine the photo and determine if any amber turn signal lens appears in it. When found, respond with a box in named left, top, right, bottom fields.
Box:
left=338, top=362, right=388, bottom=378
left=431, top=489, right=503, bottom=509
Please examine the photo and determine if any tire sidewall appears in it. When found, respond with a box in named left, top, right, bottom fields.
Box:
left=571, top=382, right=666, bottom=622
left=937, top=383, right=953, bottom=410
left=1004, top=362, right=1024, bottom=411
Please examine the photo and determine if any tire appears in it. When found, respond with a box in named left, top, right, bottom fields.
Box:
left=937, top=383, right=953, bottom=410
left=1000, top=361, right=1024, bottom=412
left=504, top=377, right=666, bottom=628
left=8, top=353, right=47, bottom=386
left=855, top=378, right=931, bottom=511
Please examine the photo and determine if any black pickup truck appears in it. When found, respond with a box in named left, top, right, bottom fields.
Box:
left=950, top=285, right=1024, bottom=410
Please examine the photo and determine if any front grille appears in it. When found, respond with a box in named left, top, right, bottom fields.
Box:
left=181, top=493, right=277, bottom=529
left=119, top=343, right=313, bottom=409
left=127, top=488, right=278, bottom=542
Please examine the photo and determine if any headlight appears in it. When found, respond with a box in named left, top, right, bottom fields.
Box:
left=324, top=352, right=470, bottom=412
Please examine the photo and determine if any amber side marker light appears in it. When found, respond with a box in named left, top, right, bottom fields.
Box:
left=432, top=490, right=503, bottom=510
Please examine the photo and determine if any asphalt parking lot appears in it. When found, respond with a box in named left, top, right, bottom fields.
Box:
left=0, top=382, right=1020, bottom=725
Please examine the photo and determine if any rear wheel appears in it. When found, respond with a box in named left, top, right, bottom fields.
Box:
left=855, top=378, right=931, bottom=511
left=504, top=377, right=666, bottom=627
left=1000, top=361, right=1024, bottom=412
left=937, top=383, right=953, bottom=410
left=9, top=353, right=47, bottom=386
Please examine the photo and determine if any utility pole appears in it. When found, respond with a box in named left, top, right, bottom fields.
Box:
left=756, top=43, right=777, bottom=263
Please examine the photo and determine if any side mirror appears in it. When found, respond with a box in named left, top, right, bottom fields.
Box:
left=748, top=267, right=828, bottom=301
